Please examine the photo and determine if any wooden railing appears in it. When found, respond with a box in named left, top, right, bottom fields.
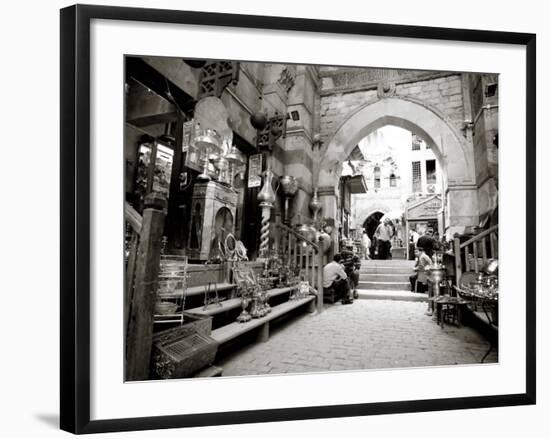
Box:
left=453, top=225, right=498, bottom=283
left=124, top=194, right=167, bottom=381
left=275, top=223, right=325, bottom=311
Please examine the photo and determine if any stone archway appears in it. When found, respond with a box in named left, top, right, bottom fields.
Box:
left=362, top=211, right=385, bottom=240
left=317, top=97, right=479, bottom=236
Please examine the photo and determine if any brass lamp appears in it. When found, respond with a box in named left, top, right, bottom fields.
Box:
left=193, top=126, right=223, bottom=180
left=225, top=144, right=246, bottom=187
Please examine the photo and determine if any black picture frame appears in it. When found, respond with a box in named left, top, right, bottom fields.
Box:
left=60, top=4, right=536, bottom=434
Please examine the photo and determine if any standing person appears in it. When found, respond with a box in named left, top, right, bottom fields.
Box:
left=340, top=239, right=361, bottom=300
left=374, top=218, right=393, bottom=260
left=408, top=228, right=420, bottom=260
left=409, top=244, right=433, bottom=293
left=361, top=231, right=371, bottom=260
left=432, top=231, right=443, bottom=251
left=411, top=228, right=420, bottom=246
left=323, top=254, right=352, bottom=305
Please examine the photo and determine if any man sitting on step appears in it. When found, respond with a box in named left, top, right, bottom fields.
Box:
left=339, top=239, right=361, bottom=300
left=323, top=253, right=353, bottom=304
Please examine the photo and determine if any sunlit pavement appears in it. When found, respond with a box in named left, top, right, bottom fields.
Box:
left=218, top=299, right=497, bottom=377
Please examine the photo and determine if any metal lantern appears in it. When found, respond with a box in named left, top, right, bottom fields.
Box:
left=194, top=127, right=222, bottom=181
left=250, top=111, right=268, bottom=130
left=194, top=127, right=222, bottom=151
left=211, top=156, right=229, bottom=172
left=225, top=145, right=246, bottom=188
left=225, top=145, right=245, bottom=167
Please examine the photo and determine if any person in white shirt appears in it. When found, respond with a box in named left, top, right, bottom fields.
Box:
left=374, top=219, right=393, bottom=259
left=361, top=231, right=371, bottom=260
left=323, top=254, right=353, bottom=304
left=411, top=229, right=420, bottom=246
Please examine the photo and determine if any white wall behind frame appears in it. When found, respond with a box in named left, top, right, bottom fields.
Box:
left=90, top=13, right=526, bottom=422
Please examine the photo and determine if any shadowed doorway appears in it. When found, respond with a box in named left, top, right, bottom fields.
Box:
left=363, top=211, right=385, bottom=240
left=363, top=211, right=384, bottom=259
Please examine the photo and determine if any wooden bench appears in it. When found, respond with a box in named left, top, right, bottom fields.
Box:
left=211, top=296, right=316, bottom=345
left=185, top=286, right=298, bottom=316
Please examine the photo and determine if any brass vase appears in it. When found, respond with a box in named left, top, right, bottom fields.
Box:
left=309, top=187, right=322, bottom=222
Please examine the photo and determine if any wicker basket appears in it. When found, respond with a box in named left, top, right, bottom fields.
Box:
left=153, top=312, right=212, bottom=343
left=151, top=312, right=216, bottom=379
left=152, top=331, right=218, bottom=379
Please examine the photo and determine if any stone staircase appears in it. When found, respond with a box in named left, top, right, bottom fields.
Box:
left=358, top=259, right=415, bottom=291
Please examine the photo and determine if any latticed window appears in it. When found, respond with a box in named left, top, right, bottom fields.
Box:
left=198, top=61, right=239, bottom=99
left=412, top=161, right=422, bottom=192
left=412, top=134, right=422, bottom=151
left=374, top=166, right=381, bottom=189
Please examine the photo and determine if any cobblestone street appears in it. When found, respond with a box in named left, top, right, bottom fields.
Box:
left=218, top=299, right=497, bottom=376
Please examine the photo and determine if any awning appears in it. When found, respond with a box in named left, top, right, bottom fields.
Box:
left=348, top=174, right=368, bottom=194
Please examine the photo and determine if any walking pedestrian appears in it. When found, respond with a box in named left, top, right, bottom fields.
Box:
left=374, top=218, right=393, bottom=260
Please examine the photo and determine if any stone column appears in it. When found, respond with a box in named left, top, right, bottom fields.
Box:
left=445, top=185, right=480, bottom=236
left=284, top=66, right=320, bottom=220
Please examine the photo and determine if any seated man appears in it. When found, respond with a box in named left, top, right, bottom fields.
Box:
left=339, top=239, right=361, bottom=300
left=323, top=254, right=353, bottom=304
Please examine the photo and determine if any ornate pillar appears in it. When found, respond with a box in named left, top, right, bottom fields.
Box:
left=257, top=167, right=277, bottom=258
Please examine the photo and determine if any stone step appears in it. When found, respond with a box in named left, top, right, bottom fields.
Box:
left=391, top=248, right=407, bottom=259
left=361, top=260, right=415, bottom=267
left=356, top=289, right=428, bottom=302
left=357, top=281, right=411, bottom=291
left=360, top=267, right=414, bottom=275
left=359, top=273, right=411, bottom=283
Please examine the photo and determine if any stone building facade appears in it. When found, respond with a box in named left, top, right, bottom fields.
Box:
left=316, top=68, right=498, bottom=241
left=125, top=57, right=498, bottom=258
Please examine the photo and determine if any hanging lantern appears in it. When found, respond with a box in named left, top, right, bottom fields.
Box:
left=250, top=111, right=268, bottom=130
left=270, top=123, right=282, bottom=137
left=211, top=156, right=229, bottom=172
left=225, top=145, right=245, bottom=167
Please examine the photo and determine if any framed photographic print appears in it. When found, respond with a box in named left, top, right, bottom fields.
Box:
left=60, top=4, right=536, bottom=434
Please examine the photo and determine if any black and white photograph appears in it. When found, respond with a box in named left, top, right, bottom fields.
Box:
left=124, top=57, right=500, bottom=381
